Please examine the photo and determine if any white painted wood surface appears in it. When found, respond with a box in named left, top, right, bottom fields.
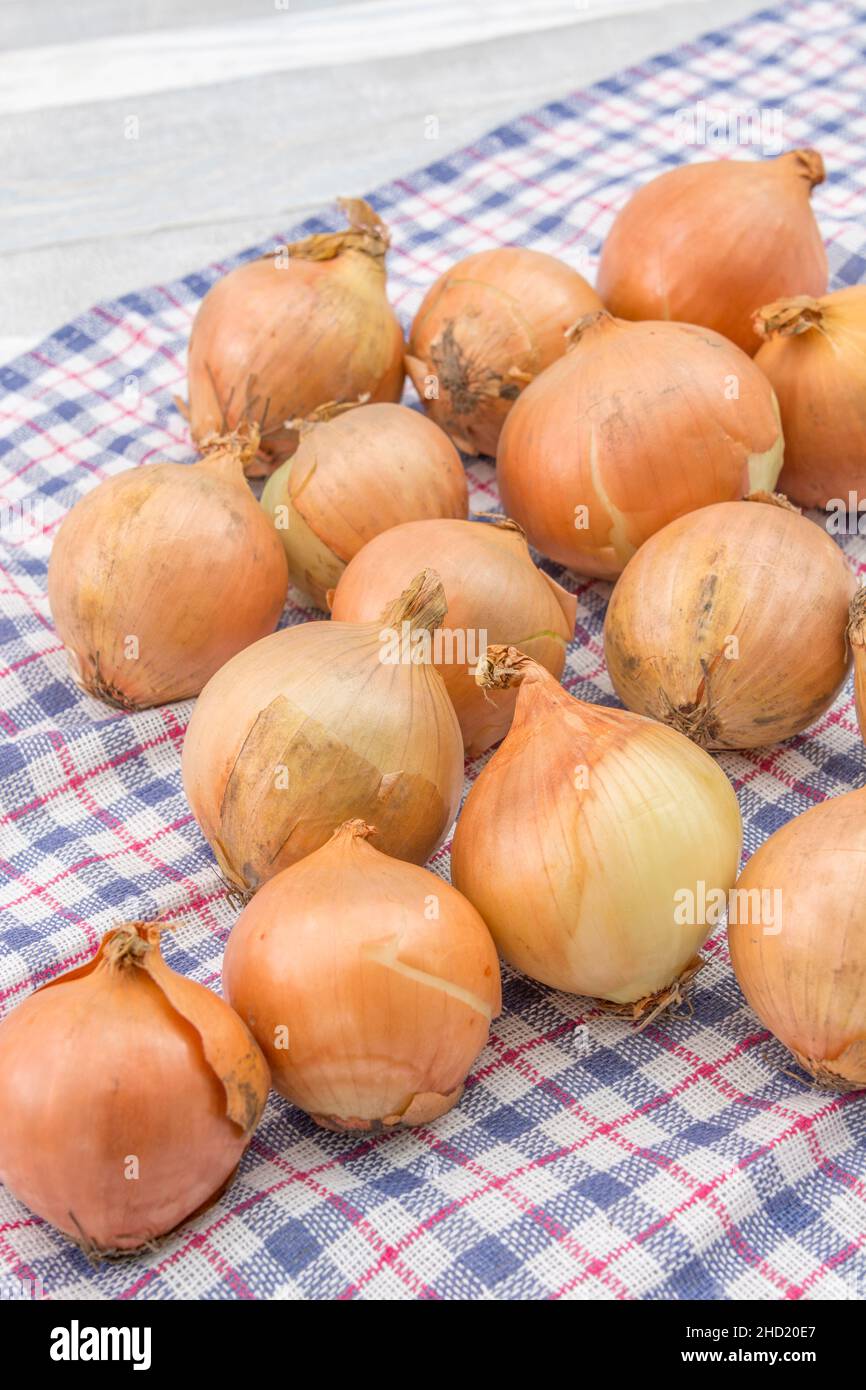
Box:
left=0, top=0, right=766, bottom=360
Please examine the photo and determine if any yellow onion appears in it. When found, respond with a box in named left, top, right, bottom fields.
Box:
left=182, top=570, right=463, bottom=893
left=406, top=247, right=602, bottom=456
left=604, top=493, right=856, bottom=749
left=261, top=402, right=468, bottom=609
left=329, top=516, right=576, bottom=755
left=496, top=311, right=783, bottom=578
left=187, top=199, right=405, bottom=475
left=753, top=288, right=866, bottom=507
left=730, top=788, right=866, bottom=1089
left=223, top=820, right=501, bottom=1131
left=451, top=646, right=742, bottom=1009
left=47, top=430, right=288, bottom=710
left=0, top=923, right=269, bottom=1253
left=847, top=589, right=866, bottom=744
left=597, top=149, right=828, bottom=354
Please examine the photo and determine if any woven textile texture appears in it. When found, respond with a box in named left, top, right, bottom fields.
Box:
left=2, top=0, right=866, bottom=1301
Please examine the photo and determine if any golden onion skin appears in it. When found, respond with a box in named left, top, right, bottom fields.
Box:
left=730, top=789, right=866, bottom=1089
left=604, top=497, right=856, bottom=750
left=496, top=313, right=783, bottom=579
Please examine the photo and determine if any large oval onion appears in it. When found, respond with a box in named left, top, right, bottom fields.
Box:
left=187, top=199, right=405, bottom=474
left=451, top=647, right=742, bottom=1009
left=729, top=788, right=866, bottom=1090
left=496, top=311, right=783, bottom=578
left=0, top=923, right=269, bottom=1253
left=261, top=402, right=468, bottom=609
left=753, top=288, right=866, bottom=507
left=328, top=516, right=576, bottom=754
left=604, top=494, right=856, bottom=749
left=48, top=431, right=289, bottom=710
left=182, top=570, right=464, bottom=893
left=223, top=820, right=501, bottom=1131
left=597, top=149, right=828, bottom=354
left=406, top=247, right=602, bottom=456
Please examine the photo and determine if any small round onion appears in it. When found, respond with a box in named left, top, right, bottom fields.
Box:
left=406, top=246, right=602, bottom=456
left=261, top=403, right=468, bottom=609
left=0, top=923, right=269, bottom=1253
left=754, top=288, right=866, bottom=508
left=597, top=149, right=828, bottom=354
left=604, top=495, right=856, bottom=749
left=496, top=311, right=783, bottom=579
left=223, top=820, right=501, bottom=1131
left=328, top=516, right=576, bottom=755
left=730, top=788, right=866, bottom=1090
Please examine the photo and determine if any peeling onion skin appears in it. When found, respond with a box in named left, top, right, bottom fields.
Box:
left=604, top=495, right=856, bottom=750
left=496, top=312, right=783, bottom=578
left=261, top=403, right=468, bottom=609
left=47, top=439, right=289, bottom=710
left=328, top=516, right=576, bottom=755
left=597, top=149, right=828, bottom=355
left=223, top=821, right=501, bottom=1131
left=451, top=648, right=742, bottom=1006
left=406, top=247, right=602, bottom=457
left=0, top=924, right=269, bottom=1253
left=729, top=790, right=866, bottom=1090
left=182, top=570, right=464, bottom=893
left=754, top=288, right=866, bottom=508
left=187, top=199, right=405, bottom=474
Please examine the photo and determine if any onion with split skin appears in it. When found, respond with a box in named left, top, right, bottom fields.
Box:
left=261, top=401, right=468, bottom=609
left=753, top=288, right=866, bottom=508
left=597, top=149, right=828, bottom=354
left=604, top=493, right=856, bottom=750
left=328, top=515, right=576, bottom=755
left=47, top=428, right=289, bottom=711
left=187, top=198, right=405, bottom=475
left=0, top=923, right=269, bottom=1253
left=182, top=570, right=464, bottom=894
left=451, top=646, right=742, bottom=1010
left=496, top=311, right=783, bottom=579
left=223, top=820, right=501, bottom=1131
left=729, top=788, right=866, bottom=1091
left=406, top=246, right=602, bottom=456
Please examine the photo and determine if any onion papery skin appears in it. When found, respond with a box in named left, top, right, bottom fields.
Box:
left=47, top=442, right=289, bottom=710
left=451, top=649, right=742, bottom=1005
left=847, top=589, right=866, bottom=746
left=597, top=149, right=828, bottom=355
left=223, top=821, right=501, bottom=1130
left=328, top=516, right=576, bottom=755
left=754, top=288, right=866, bottom=508
left=187, top=200, right=405, bottom=473
left=0, top=924, right=269, bottom=1252
left=261, top=404, right=468, bottom=609
left=406, top=247, right=602, bottom=457
left=730, top=789, right=866, bottom=1089
left=604, top=496, right=856, bottom=750
left=182, top=572, right=464, bottom=892
left=496, top=312, right=783, bottom=578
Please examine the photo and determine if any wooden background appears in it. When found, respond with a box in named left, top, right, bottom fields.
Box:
left=0, top=0, right=765, bottom=361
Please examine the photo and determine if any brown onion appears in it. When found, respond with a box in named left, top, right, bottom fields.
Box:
left=0, top=923, right=269, bottom=1253
left=604, top=494, right=856, bottom=749
left=48, top=430, right=288, bottom=710
left=329, top=516, right=576, bottom=755
left=451, top=647, right=742, bottom=1008
left=261, top=402, right=468, bottom=609
left=496, top=311, right=783, bottom=578
left=187, top=199, right=405, bottom=475
left=730, top=788, right=866, bottom=1090
left=597, top=149, right=828, bottom=354
left=223, top=820, right=501, bottom=1131
left=754, top=288, right=866, bottom=507
left=182, top=570, right=464, bottom=893
left=406, top=246, right=602, bottom=456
